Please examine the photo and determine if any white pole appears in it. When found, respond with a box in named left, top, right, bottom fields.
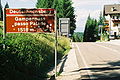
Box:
left=109, top=14, right=111, bottom=38
left=54, top=10, right=57, bottom=79
left=3, top=8, right=6, bottom=49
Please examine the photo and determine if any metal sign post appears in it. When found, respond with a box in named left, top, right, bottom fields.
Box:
left=54, top=11, right=57, bottom=79
left=3, top=8, right=6, bottom=49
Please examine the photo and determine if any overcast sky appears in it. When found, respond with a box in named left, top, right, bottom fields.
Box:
left=1, top=0, right=120, bottom=32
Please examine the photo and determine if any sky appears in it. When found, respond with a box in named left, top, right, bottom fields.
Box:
left=1, top=0, right=120, bottom=32
left=72, top=0, right=120, bottom=32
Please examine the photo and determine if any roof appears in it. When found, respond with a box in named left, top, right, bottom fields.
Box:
left=104, top=4, right=120, bottom=15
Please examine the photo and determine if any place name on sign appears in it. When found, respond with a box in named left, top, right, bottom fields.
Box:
left=15, top=17, right=46, bottom=21
left=6, top=9, right=55, bottom=14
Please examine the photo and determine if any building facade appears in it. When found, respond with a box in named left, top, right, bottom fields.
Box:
left=104, top=4, right=120, bottom=37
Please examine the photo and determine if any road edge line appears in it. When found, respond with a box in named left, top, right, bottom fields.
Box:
left=75, top=43, right=93, bottom=80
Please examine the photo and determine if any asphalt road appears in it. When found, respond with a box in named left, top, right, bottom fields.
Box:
left=73, top=42, right=120, bottom=80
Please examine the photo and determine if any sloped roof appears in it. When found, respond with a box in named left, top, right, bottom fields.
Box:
left=104, top=4, right=120, bottom=15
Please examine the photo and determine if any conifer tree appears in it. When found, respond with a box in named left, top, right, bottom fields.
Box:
left=5, top=2, right=9, bottom=8
left=83, top=15, right=98, bottom=42
left=63, top=0, right=76, bottom=35
left=98, top=12, right=106, bottom=32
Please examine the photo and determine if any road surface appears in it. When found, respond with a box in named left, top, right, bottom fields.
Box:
left=73, top=42, right=120, bottom=80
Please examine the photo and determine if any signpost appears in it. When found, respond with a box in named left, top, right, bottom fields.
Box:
left=5, top=8, right=55, bottom=33
left=59, top=18, right=70, bottom=37
left=3, top=8, right=6, bottom=49
left=4, top=8, right=57, bottom=78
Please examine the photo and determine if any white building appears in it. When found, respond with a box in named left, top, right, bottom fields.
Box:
left=104, top=4, right=120, bottom=37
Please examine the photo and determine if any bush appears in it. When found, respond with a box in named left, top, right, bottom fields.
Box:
left=72, top=32, right=83, bottom=42
left=101, top=32, right=109, bottom=41
left=0, top=29, right=70, bottom=80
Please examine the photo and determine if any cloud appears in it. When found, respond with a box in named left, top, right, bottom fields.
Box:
left=75, top=9, right=101, bottom=32
left=72, top=0, right=119, bottom=32
left=19, top=0, right=28, bottom=2
left=72, top=0, right=119, bottom=5
left=75, top=9, right=101, bottom=23
left=19, top=0, right=35, bottom=2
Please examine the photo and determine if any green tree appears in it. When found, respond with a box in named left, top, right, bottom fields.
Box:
left=83, top=15, right=91, bottom=42
left=98, top=12, right=109, bottom=41
left=98, top=12, right=106, bottom=25
left=62, top=0, right=76, bottom=35
left=84, top=13, right=108, bottom=42
left=5, top=2, right=9, bottom=8
left=73, top=32, right=83, bottom=42
left=83, top=15, right=98, bottom=42
left=98, top=12, right=106, bottom=32
left=52, top=0, right=64, bottom=18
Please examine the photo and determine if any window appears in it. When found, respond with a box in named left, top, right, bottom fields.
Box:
left=111, top=7, right=117, bottom=11
left=117, top=16, right=119, bottom=19
left=113, top=24, right=118, bottom=27
left=113, top=16, right=115, bottom=19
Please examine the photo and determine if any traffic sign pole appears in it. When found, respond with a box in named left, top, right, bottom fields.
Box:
left=54, top=10, right=57, bottom=79
left=3, top=8, right=6, bottom=49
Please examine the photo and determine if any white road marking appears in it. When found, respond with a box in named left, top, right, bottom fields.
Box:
left=75, top=43, right=93, bottom=80
left=93, top=43, right=120, bottom=55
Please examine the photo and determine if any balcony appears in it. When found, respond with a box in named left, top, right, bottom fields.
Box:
left=105, top=25, right=109, bottom=28
left=112, top=20, right=120, bottom=23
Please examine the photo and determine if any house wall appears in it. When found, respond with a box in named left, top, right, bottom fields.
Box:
left=105, top=14, right=120, bottom=36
